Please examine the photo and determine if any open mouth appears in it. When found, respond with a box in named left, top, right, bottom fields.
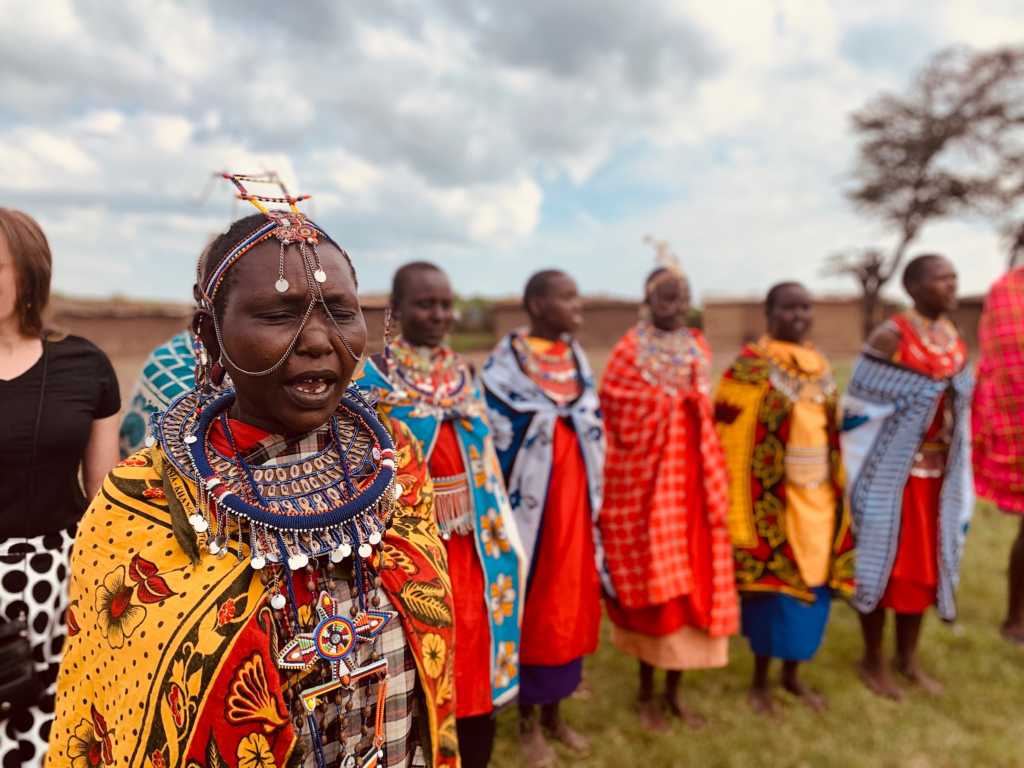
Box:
left=285, top=370, right=339, bottom=407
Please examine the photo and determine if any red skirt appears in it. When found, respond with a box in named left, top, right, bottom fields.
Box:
left=880, top=475, right=941, bottom=614
left=520, top=418, right=602, bottom=666
left=432, top=424, right=493, bottom=718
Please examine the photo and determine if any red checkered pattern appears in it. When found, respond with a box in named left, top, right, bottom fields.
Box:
left=974, top=268, right=1024, bottom=514
left=599, top=328, right=738, bottom=637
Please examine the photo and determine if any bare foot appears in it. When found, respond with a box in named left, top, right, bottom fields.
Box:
left=571, top=676, right=593, bottom=701
left=1000, top=622, right=1024, bottom=646
left=520, top=718, right=556, bottom=768
left=782, top=680, right=828, bottom=713
left=747, top=687, right=781, bottom=717
left=636, top=698, right=669, bottom=733
left=664, top=693, right=708, bottom=729
left=895, top=660, right=944, bottom=696
left=857, top=660, right=904, bottom=701
left=546, top=720, right=591, bottom=756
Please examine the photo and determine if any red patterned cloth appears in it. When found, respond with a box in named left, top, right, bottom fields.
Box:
left=974, top=268, right=1024, bottom=515
left=599, top=325, right=738, bottom=638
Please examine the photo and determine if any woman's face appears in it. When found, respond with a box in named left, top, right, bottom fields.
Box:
left=396, top=268, right=456, bottom=348
left=647, top=275, right=691, bottom=332
left=0, top=233, right=18, bottom=328
left=531, top=273, right=583, bottom=336
left=911, top=257, right=958, bottom=316
left=197, top=239, right=367, bottom=436
left=767, top=284, right=814, bottom=344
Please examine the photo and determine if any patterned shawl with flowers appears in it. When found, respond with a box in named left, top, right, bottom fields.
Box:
left=47, top=415, right=458, bottom=768
left=355, top=351, right=526, bottom=709
left=714, top=344, right=855, bottom=601
left=599, top=325, right=738, bottom=636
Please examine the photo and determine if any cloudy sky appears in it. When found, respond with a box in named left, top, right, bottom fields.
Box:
left=2, top=0, right=1022, bottom=303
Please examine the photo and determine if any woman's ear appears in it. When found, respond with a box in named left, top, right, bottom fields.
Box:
left=192, top=309, right=221, bottom=363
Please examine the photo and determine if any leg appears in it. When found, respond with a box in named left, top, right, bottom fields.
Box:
left=541, top=700, right=591, bottom=756
left=895, top=613, right=943, bottom=695
left=664, top=670, right=707, bottom=728
left=635, top=662, right=667, bottom=732
left=747, top=655, right=778, bottom=715
left=1002, top=517, right=1024, bottom=644
left=518, top=704, right=556, bottom=768
left=857, top=608, right=902, bottom=700
left=457, top=714, right=497, bottom=768
left=781, top=661, right=827, bottom=713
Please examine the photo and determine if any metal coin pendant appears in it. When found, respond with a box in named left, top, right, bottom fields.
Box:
left=275, top=278, right=290, bottom=293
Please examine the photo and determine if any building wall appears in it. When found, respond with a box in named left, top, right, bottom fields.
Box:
left=491, top=299, right=641, bottom=351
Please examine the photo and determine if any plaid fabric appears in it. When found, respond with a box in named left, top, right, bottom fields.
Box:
left=599, top=326, right=738, bottom=636
left=302, top=584, right=424, bottom=768
left=974, top=268, right=1024, bottom=514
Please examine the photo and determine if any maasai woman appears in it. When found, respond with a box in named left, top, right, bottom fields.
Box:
left=481, top=270, right=606, bottom=768
left=119, top=330, right=196, bottom=457
left=47, top=175, right=458, bottom=768
left=715, top=282, right=854, bottom=714
left=972, top=266, right=1024, bottom=645
left=842, top=254, right=973, bottom=699
left=600, top=263, right=737, bottom=731
left=355, top=261, right=523, bottom=768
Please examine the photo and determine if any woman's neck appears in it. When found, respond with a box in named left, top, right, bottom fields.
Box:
left=0, top=315, right=34, bottom=355
left=527, top=323, right=563, bottom=341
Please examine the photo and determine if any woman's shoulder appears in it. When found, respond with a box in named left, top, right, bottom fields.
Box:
left=47, top=333, right=115, bottom=367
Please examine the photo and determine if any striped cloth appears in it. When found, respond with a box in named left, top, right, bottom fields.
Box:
left=840, top=355, right=974, bottom=620
left=973, top=268, right=1024, bottom=514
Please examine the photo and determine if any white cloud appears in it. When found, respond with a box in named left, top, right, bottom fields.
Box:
left=0, top=0, right=1018, bottom=304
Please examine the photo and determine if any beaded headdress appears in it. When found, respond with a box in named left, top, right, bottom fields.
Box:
left=198, top=172, right=361, bottom=378
left=642, top=235, right=687, bottom=296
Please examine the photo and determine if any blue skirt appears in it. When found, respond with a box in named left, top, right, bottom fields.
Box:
left=741, top=586, right=832, bottom=662
left=519, top=659, right=583, bottom=706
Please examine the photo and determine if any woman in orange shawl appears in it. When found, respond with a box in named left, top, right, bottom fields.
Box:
left=47, top=186, right=457, bottom=768
left=600, top=265, right=737, bottom=730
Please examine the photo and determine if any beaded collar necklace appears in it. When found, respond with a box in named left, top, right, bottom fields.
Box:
left=635, top=322, right=708, bottom=394
left=152, top=386, right=400, bottom=579
left=510, top=332, right=581, bottom=405
left=905, top=309, right=962, bottom=359
left=754, top=336, right=836, bottom=405
left=381, top=337, right=473, bottom=415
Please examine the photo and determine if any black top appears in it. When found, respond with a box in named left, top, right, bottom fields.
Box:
left=0, top=335, right=120, bottom=538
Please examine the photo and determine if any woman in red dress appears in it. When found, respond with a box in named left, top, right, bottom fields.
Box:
left=857, top=254, right=967, bottom=699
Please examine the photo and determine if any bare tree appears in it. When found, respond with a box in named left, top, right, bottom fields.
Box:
left=830, top=45, right=1024, bottom=337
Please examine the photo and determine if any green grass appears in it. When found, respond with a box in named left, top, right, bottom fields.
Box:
left=490, top=504, right=1024, bottom=767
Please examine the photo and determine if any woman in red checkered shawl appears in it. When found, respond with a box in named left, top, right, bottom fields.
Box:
left=973, top=265, right=1024, bottom=646
left=599, top=263, right=738, bottom=731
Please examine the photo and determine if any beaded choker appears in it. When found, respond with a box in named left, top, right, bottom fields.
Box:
left=380, top=337, right=477, bottom=418
left=510, top=333, right=582, bottom=405
left=152, top=386, right=400, bottom=577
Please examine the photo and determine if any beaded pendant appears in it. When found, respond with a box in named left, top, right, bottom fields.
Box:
left=152, top=386, right=401, bottom=577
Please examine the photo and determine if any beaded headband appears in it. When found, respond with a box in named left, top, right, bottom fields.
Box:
left=199, top=172, right=361, bottom=376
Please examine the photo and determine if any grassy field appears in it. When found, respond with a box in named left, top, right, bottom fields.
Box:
left=490, top=503, right=1024, bottom=767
